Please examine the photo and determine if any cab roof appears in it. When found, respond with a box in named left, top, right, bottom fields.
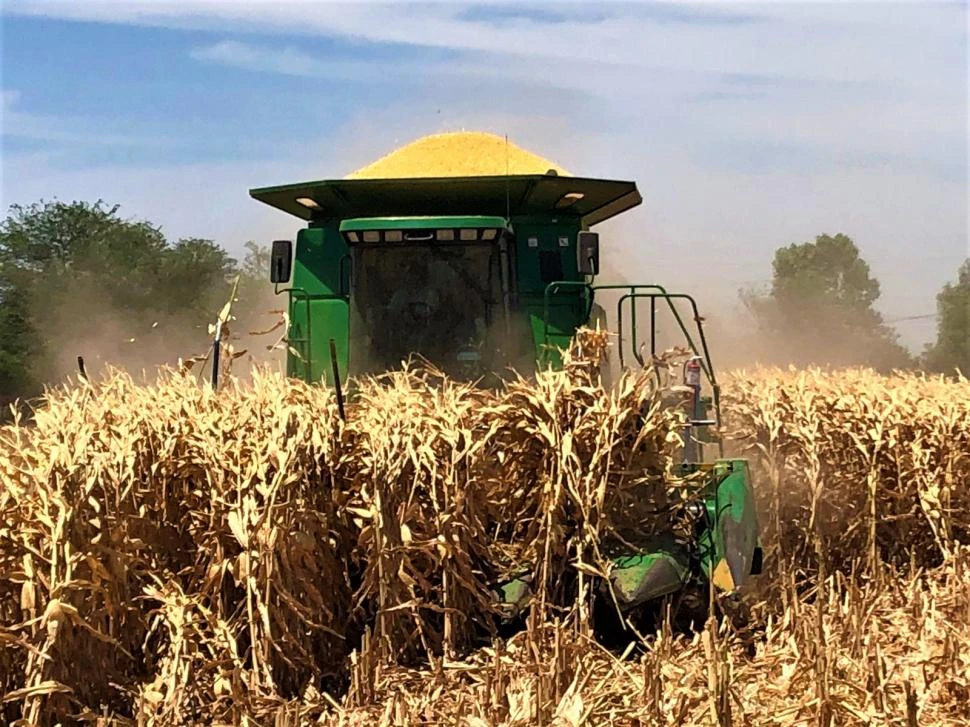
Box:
left=249, top=174, right=642, bottom=228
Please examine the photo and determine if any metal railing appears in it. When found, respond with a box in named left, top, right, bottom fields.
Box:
left=541, top=280, right=724, bottom=459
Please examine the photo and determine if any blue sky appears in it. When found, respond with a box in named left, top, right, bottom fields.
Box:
left=2, top=0, right=967, bottom=351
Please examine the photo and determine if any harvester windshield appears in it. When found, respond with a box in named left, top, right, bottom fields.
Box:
left=345, top=223, right=506, bottom=378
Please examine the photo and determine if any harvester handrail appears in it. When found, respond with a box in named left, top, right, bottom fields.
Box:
left=540, top=281, right=717, bottom=379
left=541, top=281, right=723, bottom=456
left=274, top=284, right=350, bottom=383
left=614, top=291, right=715, bottom=379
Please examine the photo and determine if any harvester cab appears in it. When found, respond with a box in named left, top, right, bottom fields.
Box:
left=251, top=157, right=762, bottom=636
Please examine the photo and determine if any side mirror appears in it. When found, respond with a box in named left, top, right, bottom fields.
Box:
left=577, top=231, right=599, bottom=275
left=270, top=240, right=292, bottom=283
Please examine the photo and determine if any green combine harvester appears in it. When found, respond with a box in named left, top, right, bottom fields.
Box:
left=250, top=165, right=762, bottom=634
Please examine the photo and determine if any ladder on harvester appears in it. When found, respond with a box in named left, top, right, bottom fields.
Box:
left=541, top=281, right=724, bottom=464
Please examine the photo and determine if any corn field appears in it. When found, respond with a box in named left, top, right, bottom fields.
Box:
left=1, top=333, right=968, bottom=726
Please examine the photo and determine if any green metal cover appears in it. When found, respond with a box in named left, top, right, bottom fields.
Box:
left=339, top=215, right=508, bottom=232
left=699, top=458, right=760, bottom=593
left=250, top=174, right=641, bottom=228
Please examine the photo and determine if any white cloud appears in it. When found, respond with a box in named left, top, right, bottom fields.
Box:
left=189, top=39, right=394, bottom=80
left=172, top=4, right=965, bottom=181
left=2, top=1, right=966, bottom=350
left=190, top=40, right=320, bottom=76
left=1, top=85, right=176, bottom=147
left=6, top=1, right=963, bottom=86
left=1, top=89, right=21, bottom=112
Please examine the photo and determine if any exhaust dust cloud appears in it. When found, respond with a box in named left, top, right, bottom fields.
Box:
left=34, top=277, right=286, bottom=392
left=34, top=267, right=916, bottom=395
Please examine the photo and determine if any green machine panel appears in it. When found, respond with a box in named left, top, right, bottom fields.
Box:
left=252, top=174, right=644, bottom=383
left=287, top=225, right=349, bottom=385
left=511, top=216, right=587, bottom=369
left=512, top=216, right=582, bottom=295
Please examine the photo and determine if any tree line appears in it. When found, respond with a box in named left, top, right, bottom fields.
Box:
left=740, top=232, right=967, bottom=374
left=0, top=199, right=967, bottom=402
left=0, top=200, right=271, bottom=402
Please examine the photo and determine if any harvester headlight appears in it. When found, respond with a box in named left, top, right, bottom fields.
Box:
left=295, top=197, right=320, bottom=210
left=482, top=228, right=498, bottom=240
left=363, top=231, right=380, bottom=243
left=460, top=228, right=477, bottom=241
left=436, top=229, right=455, bottom=241
left=385, top=230, right=403, bottom=242
left=346, top=231, right=359, bottom=242
left=556, top=192, right=584, bottom=208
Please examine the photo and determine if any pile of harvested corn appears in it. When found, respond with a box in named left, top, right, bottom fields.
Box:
left=344, top=131, right=569, bottom=179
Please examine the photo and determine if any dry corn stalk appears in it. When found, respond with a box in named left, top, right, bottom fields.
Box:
left=0, top=329, right=687, bottom=724
left=723, top=366, right=970, bottom=578
left=2, top=347, right=970, bottom=725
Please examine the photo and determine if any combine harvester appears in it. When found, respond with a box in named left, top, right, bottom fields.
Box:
left=249, top=132, right=762, bottom=635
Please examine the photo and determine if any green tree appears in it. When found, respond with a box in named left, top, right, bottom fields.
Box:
left=0, top=199, right=239, bottom=397
left=239, top=240, right=270, bottom=281
left=923, top=259, right=970, bottom=375
left=232, top=240, right=274, bottom=321
left=158, top=237, right=238, bottom=316
left=0, top=290, right=36, bottom=396
left=742, top=233, right=913, bottom=371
